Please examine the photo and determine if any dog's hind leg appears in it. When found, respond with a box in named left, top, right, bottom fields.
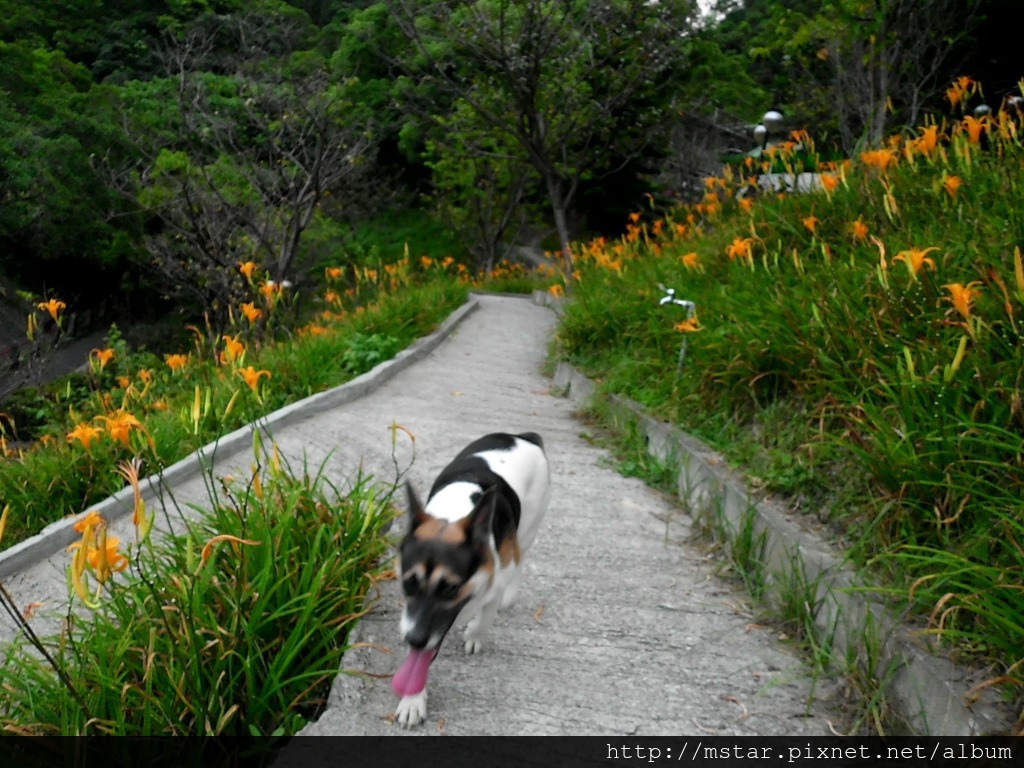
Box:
left=463, top=597, right=500, bottom=654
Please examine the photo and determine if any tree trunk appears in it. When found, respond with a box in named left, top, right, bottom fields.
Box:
left=542, top=170, right=574, bottom=279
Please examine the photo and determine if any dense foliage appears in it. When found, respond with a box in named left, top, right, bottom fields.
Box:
left=1, top=0, right=1015, bottom=327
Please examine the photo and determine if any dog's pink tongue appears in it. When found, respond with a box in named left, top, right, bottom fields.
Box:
left=392, top=648, right=435, bottom=697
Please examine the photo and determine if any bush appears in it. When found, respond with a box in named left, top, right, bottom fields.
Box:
left=0, top=437, right=395, bottom=738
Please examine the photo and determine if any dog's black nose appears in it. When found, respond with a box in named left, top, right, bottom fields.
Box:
left=405, top=627, right=430, bottom=650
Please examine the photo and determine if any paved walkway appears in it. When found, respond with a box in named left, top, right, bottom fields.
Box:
left=1, top=294, right=841, bottom=736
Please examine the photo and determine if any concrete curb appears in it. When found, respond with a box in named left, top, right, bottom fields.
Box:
left=0, top=298, right=480, bottom=579
left=550, top=359, right=1016, bottom=736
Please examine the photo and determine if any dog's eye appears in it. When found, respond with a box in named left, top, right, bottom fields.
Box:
left=436, top=580, right=461, bottom=600
left=403, top=575, right=421, bottom=597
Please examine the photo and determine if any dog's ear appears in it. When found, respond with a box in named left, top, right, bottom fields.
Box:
left=405, top=480, right=431, bottom=533
left=462, top=485, right=498, bottom=549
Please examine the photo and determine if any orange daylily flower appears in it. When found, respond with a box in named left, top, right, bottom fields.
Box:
left=726, top=236, right=755, bottom=263
left=943, top=281, right=983, bottom=321
left=238, top=366, right=271, bottom=393
left=851, top=219, right=870, bottom=242
left=37, top=298, right=66, bottom=323
left=238, top=261, right=258, bottom=279
left=90, top=347, right=115, bottom=371
left=73, top=511, right=104, bottom=534
left=67, top=510, right=128, bottom=602
left=220, top=335, right=246, bottom=365
left=738, top=197, right=755, bottom=214
left=681, top=252, right=700, bottom=269
left=100, top=411, right=144, bottom=448
left=893, top=247, right=939, bottom=280
left=820, top=174, right=840, bottom=193
left=69, top=526, right=129, bottom=585
left=259, top=281, right=281, bottom=303
left=324, top=266, right=343, bottom=281
left=961, top=115, right=987, bottom=144
left=241, top=302, right=263, bottom=324
left=802, top=215, right=819, bottom=235
left=942, top=175, right=963, bottom=198
left=860, top=149, right=898, bottom=171
left=87, top=531, right=129, bottom=583
left=548, top=284, right=565, bottom=297
left=67, top=422, right=104, bottom=450
left=947, top=75, right=976, bottom=108
left=165, top=353, right=189, bottom=372
left=914, top=125, right=940, bottom=155
left=675, top=315, right=703, bottom=333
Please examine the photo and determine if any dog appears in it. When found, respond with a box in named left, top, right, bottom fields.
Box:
left=391, top=432, right=551, bottom=727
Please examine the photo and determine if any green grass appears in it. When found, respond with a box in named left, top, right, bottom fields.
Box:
left=554, top=103, right=1024, bottom=695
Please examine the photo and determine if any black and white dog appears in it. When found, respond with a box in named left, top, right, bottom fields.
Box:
left=391, top=432, right=551, bottom=727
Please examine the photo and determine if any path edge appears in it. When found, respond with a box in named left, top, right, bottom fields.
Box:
left=0, top=298, right=480, bottom=579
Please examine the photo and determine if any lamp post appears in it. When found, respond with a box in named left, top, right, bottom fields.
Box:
left=753, top=123, right=768, bottom=150
left=752, top=111, right=784, bottom=150
left=751, top=110, right=785, bottom=192
left=762, top=109, right=784, bottom=137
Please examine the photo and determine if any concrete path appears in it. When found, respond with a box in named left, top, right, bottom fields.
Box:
left=1, top=294, right=841, bottom=736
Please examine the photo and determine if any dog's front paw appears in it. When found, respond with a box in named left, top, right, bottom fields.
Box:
left=463, top=619, right=486, bottom=654
left=395, top=690, right=427, bottom=728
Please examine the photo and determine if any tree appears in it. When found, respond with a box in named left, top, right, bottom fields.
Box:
left=112, top=10, right=375, bottom=323
left=387, top=0, right=694, bottom=275
left=0, top=42, right=131, bottom=305
left=730, top=0, right=983, bottom=150
left=812, top=0, right=982, bottom=149
left=425, top=100, right=534, bottom=271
